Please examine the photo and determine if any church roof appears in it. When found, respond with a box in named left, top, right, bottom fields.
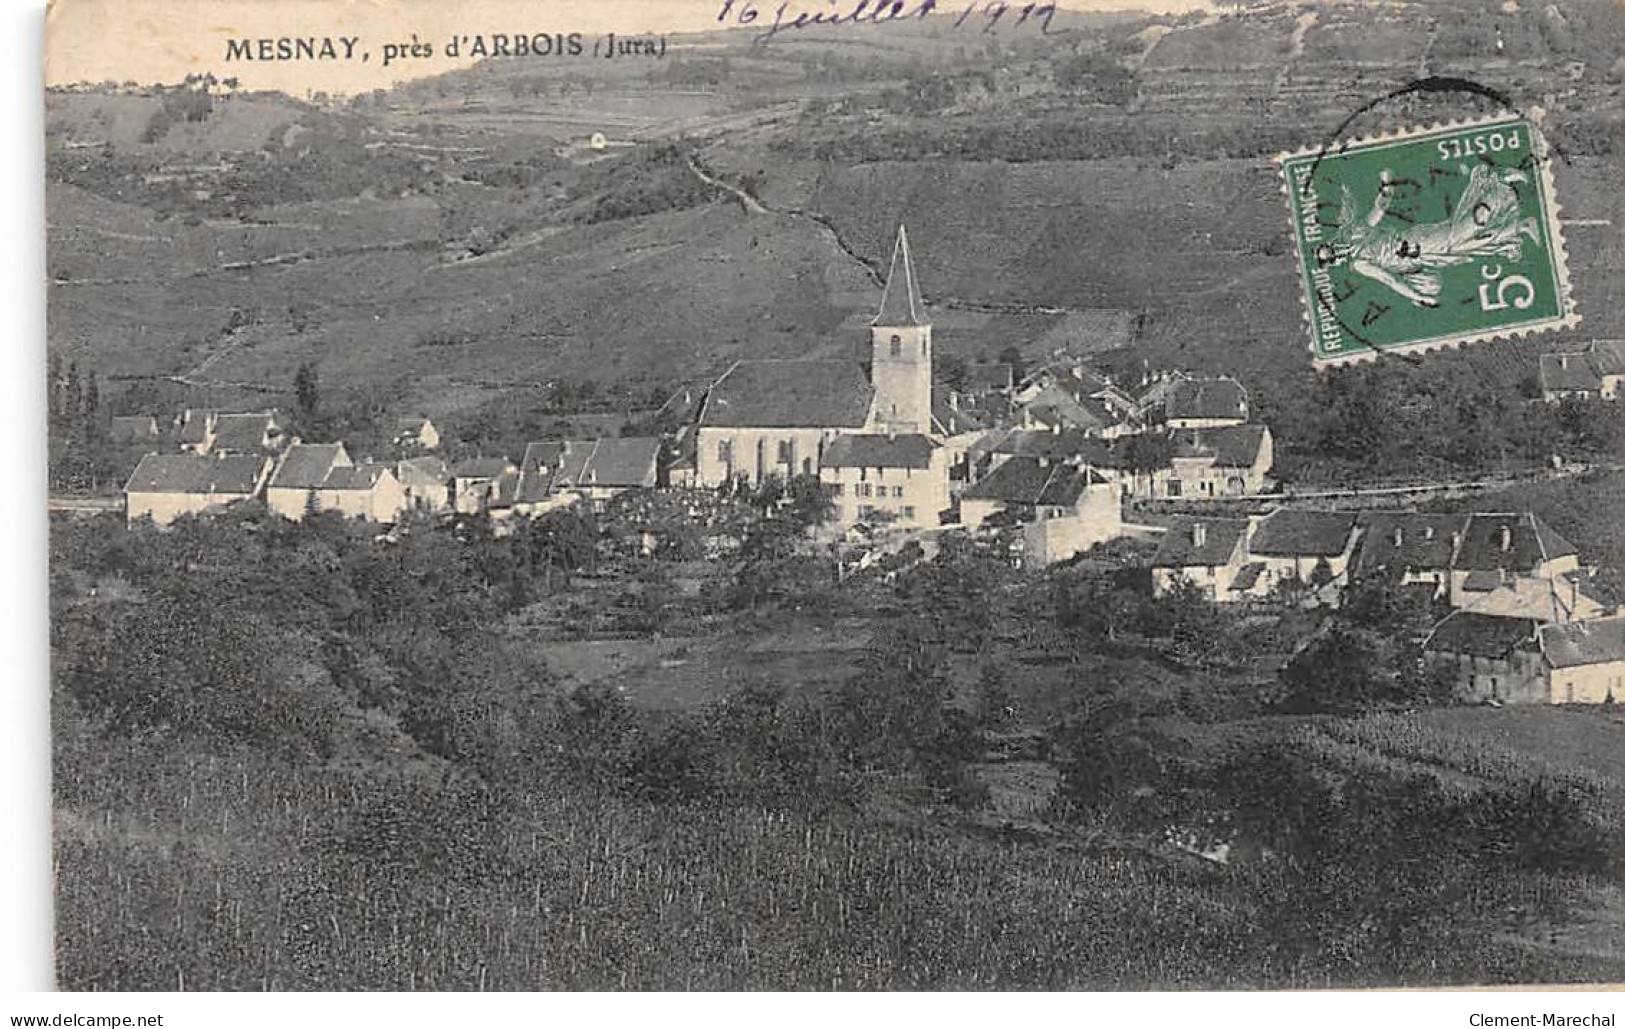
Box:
left=873, top=225, right=926, bottom=328
left=698, top=359, right=873, bottom=429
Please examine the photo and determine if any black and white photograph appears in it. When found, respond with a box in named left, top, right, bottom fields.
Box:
left=29, top=0, right=1625, bottom=999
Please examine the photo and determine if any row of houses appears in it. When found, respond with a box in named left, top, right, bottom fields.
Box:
left=125, top=436, right=662, bottom=528
left=1149, top=508, right=1623, bottom=704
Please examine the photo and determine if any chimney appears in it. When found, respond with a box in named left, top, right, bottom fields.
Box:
left=1393, top=526, right=1404, bottom=548
left=1424, top=525, right=1435, bottom=541
left=1500, top=524, right=1513, bottom=552
left=1192, top=521, right=1207, bottom=548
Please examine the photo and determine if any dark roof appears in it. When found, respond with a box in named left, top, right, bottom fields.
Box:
left=873, top=225, right=925, bottom=327
left=553, top=437, right=660, bottom=489
left=932, top=395, right=990, bottom=436
left=521, top=441, right=566, bottom=473
left=270, top=443, right=347, bottom=489
left=125, top=453, right=266, bottom=495
left=109, top=415, right=158, bottom=441
left=176, top=410, right=213, bottom=444
left=991, top=429, right=1134, bottom=469
left=212, top=412, right=280, bottom=453
left=1424, top=612, right=1537, bottom=658
left=397, top=456, right=448, bottom=489
left=1539, top=615, right=1625, bottom=669
left=322, top=464, right=393, bottom=491
left=489, top=469, right=523, bottom=508
left=395, top=415, right=433, bottom=430
left=1151, top=516, right=1248, bottom=568
left=1461, top=569, right=1501, bottom=592
left=1171, top=424, right=1268, bottom=467
left=822, top=433, right=936, bottom=470
left=1595, top=341, right=1625, bottom=376
left=452, top=457, right=516, bottom=479
left=1539, top=351, right=1603, bottom=392
left=1229, top=561, right=1265, bottom=591
left=1247, top=510, right=1357, bottom=558
left=1451, top=513, right=1577, bottom=573
left=962, top=457, right=1108, bottom=508
left=1165, top=377, right=1247, bottom=422
left=1354, top=513, right=1466, bottom=575
left=698, top=360, right=873, bottom=430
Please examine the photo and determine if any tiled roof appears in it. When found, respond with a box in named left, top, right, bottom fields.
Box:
left=1165, top=377, right=1247, bottom=422
left=176, top=410, right=214, bottom=444
left=698, top=360, right=873, bottom=429
left=1451, top=513, right=1577, bottom=573
left=321, top=464, right=393, bottom=491
left=962, top=457, right=1108, bottom=508
left=1539, top=351, right=1604, bottom=392
left=991, top=430, right=1134, bottom=469
left=1247, top=510, right=1357, bottom=558
left=1538, top=615, right=1625, bottom=669
left=396, top=456, right=448, bottom=490
left=521, top=441, right=566, bottom=473
left=1354, top=512, right=1466, bottom=574
left=553, top=437, right=661, bottom=489
left=822, top=433, right=937, bottom=470
left=271, top=443, right=348, bottom=489
left=1151, top=516, right=1248, bottom=568
left=1424, top=611, right=1537, bottom=658
left=1171, top=424, right=1268, bottom=468
left=931, top=395, right=990, bottom=436
left=452, top=457, right=516, bottom=479
left=212, top=412, right=280, bottom=453
left=873, top=225, right=926, bottom=327
left=125, top=453, right=266, bottom=495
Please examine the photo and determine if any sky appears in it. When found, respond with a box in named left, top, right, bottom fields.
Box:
left=44, top=0, right=1218, bottom=95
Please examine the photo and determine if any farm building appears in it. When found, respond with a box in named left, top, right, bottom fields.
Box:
left=124, top=452, right=272, bottom=527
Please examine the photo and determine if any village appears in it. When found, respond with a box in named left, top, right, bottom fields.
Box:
left=95, top=225, right=1625, bottom=711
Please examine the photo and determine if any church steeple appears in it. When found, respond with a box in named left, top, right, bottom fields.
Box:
left=873, top=224, right=926, bottom=328
left=869, top=225, right=932, bottom=435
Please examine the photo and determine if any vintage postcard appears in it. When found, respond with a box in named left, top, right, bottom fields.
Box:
left=42, top=0, right=1625, bottom=996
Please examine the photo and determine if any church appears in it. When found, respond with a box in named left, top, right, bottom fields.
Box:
left=692, top=225, right=955, bottom=528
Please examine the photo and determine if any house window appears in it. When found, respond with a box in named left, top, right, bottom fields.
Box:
left=776, top=440, right=793, bottom=464
left=890, top=335, right=902, bottom=357
left=901, top=506, right=915, bottom=519
left=893, top=485, right=905, bottom=498
left=1167, top=479, right=1182, bottom=497
left=717, top=439, right=734, bottom=465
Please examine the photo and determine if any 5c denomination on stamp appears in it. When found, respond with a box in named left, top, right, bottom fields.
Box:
left=1278, top=114, right=1578, bottom=366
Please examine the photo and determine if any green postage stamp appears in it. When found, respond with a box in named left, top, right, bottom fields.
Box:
left=1278, top=114, right=1578, bottom=366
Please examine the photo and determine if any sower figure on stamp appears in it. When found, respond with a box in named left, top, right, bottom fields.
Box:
left=1317, top=164, right=1541, bottom=308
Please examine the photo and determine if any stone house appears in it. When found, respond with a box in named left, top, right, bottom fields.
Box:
left=1159, top=424, right=1274, bottom=499
left=124, top=452, right=272, bottom=527
left=958, top=455, right=1120, bottom=563
left=1159, top=376, right=1249, bottom=429
left=1421, top=611, right=1546, bottom=704
left=1537, top=615, right=1625, bottom=704
left=316, top=464, right=408, bottom=523
left=393, top=415, right=442, bottom=451
left=1538, top=341, right=1624, bottom=402
left=1445, top=512, right=1601, bottom=622
left=266, top=442, right=351, bottom=520
left=1351, top=512, right=1466, bottom=600
left=1150, top=517, right=1250, bottom=600
left=396, top=456, right=451, bottom=514
left=450, top=457, right=518, bottom=515
left=1236, top=510, right=1361, bottom=604
left=819, top=432, right=949, bottom=529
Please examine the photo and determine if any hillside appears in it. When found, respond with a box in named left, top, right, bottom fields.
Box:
left=45, top=0, right=1625, bottom=429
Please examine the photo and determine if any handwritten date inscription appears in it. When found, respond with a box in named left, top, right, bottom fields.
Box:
left=717, top=0, right=1056, bottom=44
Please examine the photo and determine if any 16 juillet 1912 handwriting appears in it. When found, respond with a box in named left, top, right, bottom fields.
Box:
left=716, top=0, right=1057, bottom=44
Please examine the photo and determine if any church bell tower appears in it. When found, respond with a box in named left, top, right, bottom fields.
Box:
left=870, top=225, right=932, bottom=436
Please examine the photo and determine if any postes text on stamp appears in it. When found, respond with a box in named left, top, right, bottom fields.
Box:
left=1278, top=114, right=1577, bottom=366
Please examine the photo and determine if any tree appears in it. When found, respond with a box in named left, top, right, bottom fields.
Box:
left=1277, top=627, right=1387, bottom=713
left=294, top=361, right=320, bottom=417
